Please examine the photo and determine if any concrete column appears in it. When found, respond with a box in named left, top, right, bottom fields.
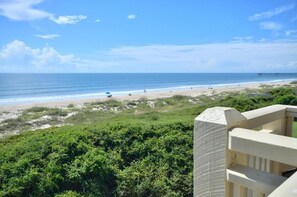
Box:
left=194, top=107, right=246, bottom=197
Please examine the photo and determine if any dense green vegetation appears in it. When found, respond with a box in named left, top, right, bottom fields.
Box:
left=0, top=86, right=297, bottom=196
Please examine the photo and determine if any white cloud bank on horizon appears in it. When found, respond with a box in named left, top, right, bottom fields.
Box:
left=248, top=4, right=295, bottom=21
left=49, top=15, right=87, bottom=25
left=0, top=40, right=297, bottom=73
left=0, top=0, right=51, bottom=20
left=0, top=40, right=75, bottom=72
left=0, top=40, right=114, bottom=72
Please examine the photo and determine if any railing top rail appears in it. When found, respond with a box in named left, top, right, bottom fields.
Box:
left=269, top=172, right=297, bottom=197
left=227, top=164, right=287, bottom=195
left=286, top=105, right=297, bottom=117
left=229, top=128, right=297, bottom=166
left=242, top=105, right=286, bottom=119
left=242, top=105, right=286, bottom=129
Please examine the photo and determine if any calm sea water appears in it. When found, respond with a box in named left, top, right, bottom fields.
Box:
left=0, top=73, right=296, bottom=105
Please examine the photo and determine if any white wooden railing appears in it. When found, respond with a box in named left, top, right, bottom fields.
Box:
left=194, top=105, right=297, bottom=197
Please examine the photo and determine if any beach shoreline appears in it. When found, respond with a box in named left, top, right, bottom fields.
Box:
left=0, top=80, right=293, bottom=113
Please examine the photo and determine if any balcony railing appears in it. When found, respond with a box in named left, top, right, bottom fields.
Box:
left=194, top=104, right=297, bottom=197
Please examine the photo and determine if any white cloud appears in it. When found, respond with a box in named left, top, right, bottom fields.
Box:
left=259, top=22, right=282, bottom=30
left=0, top=0, right=88, bottom=25
left=0, top=0, right=52, bottom=20
left=269, top=61, right=297, bottom=70
left=231, top=36, right=253, bottom=43
left=248, top=4, right=295, bottom=21
left=50, top=15, right=87, bottom=25
left=1, top=40, right=297, bottom=73
left=35, top=34, right=60, bottom=39
left=95, top=19, right=101, bottom=23
left=0, top=40, right=76, bottom=72
left=259, top=38, right=267, bottom=42
left=285, top=30, right=297, bottom=36
left=127, top=14, right=136, bottom=20
left=0, top=40, right=116, bottom=72
left=107, top=42, right=297, bottom=72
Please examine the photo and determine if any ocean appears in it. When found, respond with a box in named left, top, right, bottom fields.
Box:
left=0, top=73, right=296, bottom=105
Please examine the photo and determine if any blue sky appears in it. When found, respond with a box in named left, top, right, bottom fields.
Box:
left=0, top=0, right=297, bottom=73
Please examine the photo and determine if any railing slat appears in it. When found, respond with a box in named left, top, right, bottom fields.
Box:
left=227, top=165, right=287, bottom=195
left=233, top=183, right=241, bottom=197
left=229, top=128, right=297, bottom=166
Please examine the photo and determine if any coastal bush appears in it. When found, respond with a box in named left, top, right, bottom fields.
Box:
left=0, top=122, right=193, bottom=196
left=0, top=126, right=118, bottom=196
left=220, top=95, right=256, bottom=112
left=55, top=191, right=82, bottom=197
left=22, top=107, right=68, bottom=119
left=90, top=100, right=122, bottom=108
left=269, top=87, right=296, bottom=97
left=67, top=104, right=74, bottom=108
left=274, top=94, right=297, bottom=105
left=0, top=117, right=31, bottom=133
left=46, top=108, right=68, bottom=116
left=25, top=107, right=50, bottom=113
left=172, top=95, right=190, bottom=101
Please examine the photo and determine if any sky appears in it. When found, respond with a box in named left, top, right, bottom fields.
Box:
left=0, top=0, right=297, bottom=73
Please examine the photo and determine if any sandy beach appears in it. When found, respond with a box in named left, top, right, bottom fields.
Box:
left=0, top=80, right=293, bottom=113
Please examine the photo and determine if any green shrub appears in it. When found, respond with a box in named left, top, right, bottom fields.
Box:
left=274, top=94, right=297, bottom=105
left=25, top=107, right=50, bottom=113
left=0, top=126, right=117, bottom=196
left=172, top=95, right=190, bottom=101
left=67, top=104, right=74, bottom=108
left=90, top=100, right=122, bottom=107
left=0, top=122, right=193, bottom=196
left=0, top=118, right=31, bottom=133
left=46, top=108, right=68, bottom=116
left=269, top=87, right=295, bottom=97
left=220, top=95, right=255, bottom=112
left=55, top=191, right=82, bottom=197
